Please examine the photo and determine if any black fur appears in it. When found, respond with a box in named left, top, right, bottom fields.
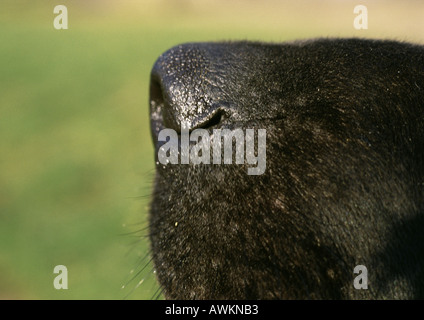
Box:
left=148, top=38, right=424, bottom=299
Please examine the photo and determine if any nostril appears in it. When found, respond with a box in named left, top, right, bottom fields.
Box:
left=149, top=45, right=231, bottom=135
left=150, top=75, right=179, bottom=133
left=203, top=110, right=223, bottom=128
left=150, top=76, right=165, bottom=120
left=149, top=78, right=163, bottom=111
left=150, top=73, right=228, bottom=133
left=149, top=76, right=168, bottom=139
left=193, top=109, right=224, bottom=130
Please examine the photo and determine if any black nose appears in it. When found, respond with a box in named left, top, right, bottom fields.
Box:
left=149, top=43, right=231, bottom=141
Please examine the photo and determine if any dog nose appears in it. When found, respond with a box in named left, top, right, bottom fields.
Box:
left=149, top=44, right=230, bottom=140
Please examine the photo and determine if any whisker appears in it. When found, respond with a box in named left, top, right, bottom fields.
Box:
left=152, top=285, right=164, bottom=300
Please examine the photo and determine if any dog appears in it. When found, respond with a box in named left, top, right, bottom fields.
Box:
left=148, top=38, right=424, bottom=299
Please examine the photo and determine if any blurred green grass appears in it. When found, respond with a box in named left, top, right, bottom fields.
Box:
left=1, top=0, right=423, bottom=300
left=0, top=2, right=161, bottom=299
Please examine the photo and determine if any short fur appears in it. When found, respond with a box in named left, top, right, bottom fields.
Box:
left=148, top=38, right=424, bottom=299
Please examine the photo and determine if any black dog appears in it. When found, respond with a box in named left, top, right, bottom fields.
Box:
left=148, top=38, right=424, bottom=299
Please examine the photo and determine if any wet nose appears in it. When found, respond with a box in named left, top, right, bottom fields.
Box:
left=149, top=43, right=231, bottom=140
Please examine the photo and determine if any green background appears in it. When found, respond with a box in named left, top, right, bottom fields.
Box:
left=1, top=0, right=423, bottom=300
